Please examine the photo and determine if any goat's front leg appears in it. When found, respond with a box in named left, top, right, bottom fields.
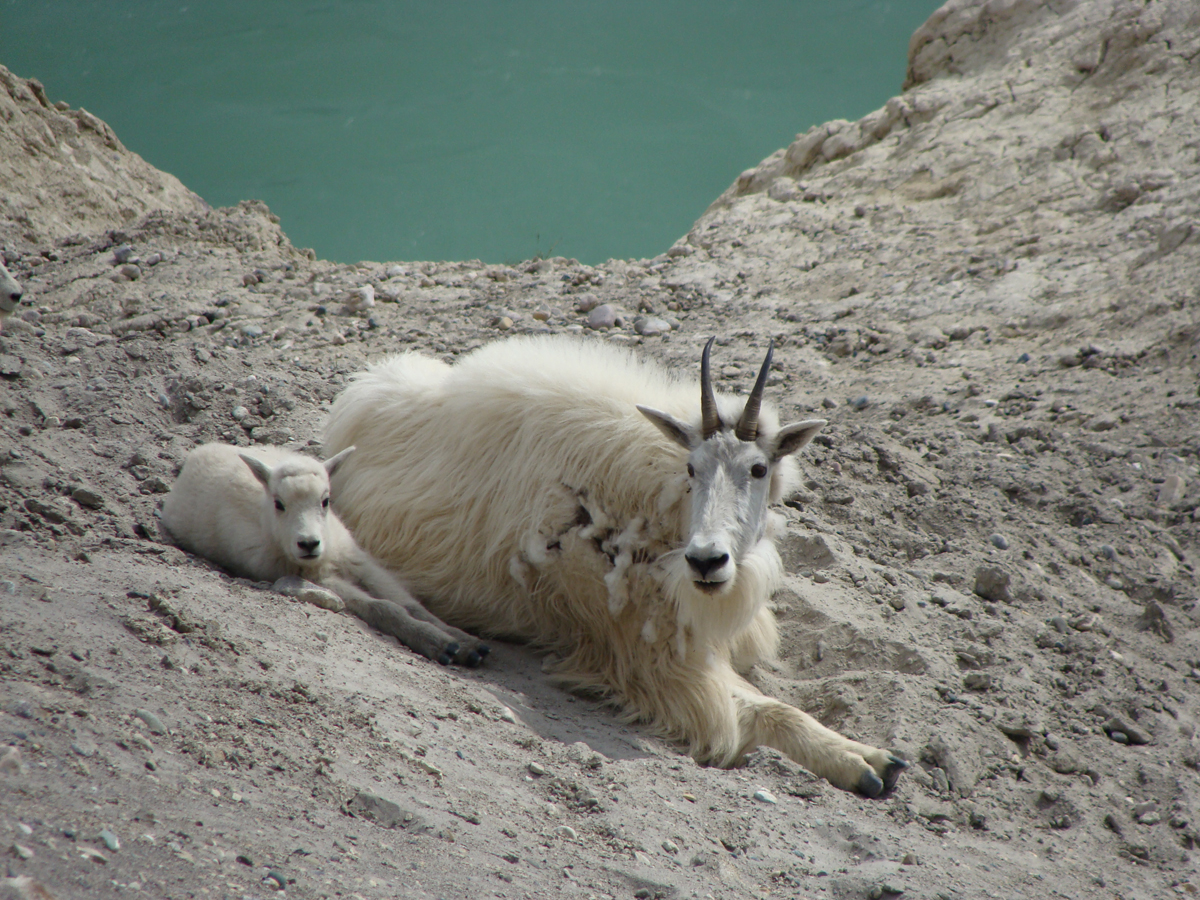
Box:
left=350, top=559, right=490, bottom=666
left=732, top=681, right=906, bottom=797
left=324, top=575, right=480, bottom=666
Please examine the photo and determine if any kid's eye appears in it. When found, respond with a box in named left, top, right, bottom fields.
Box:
left=322, top=497, right=330, bottom=509
left=750, top=463, right=768, bottom=479
left=275, top=499, right=285, bottom=512
left=686, top=463, right=695, bottom=478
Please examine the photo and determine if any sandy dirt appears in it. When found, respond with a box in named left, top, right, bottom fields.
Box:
left=1, top=1, right=1198, bottom=899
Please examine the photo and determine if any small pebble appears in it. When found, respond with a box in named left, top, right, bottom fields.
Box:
left=527, top=761, right=547, bottom=776
left=662, top=839, right=679, bottom=854
left=555, top=825, right=577, bottom=840
left=586, top=304, right=618, bottom=330
left=1157, top=474, right=1185, bottom=506
left=16, top=823, right=32, bottom=836
left=1105, top=575, right=1123, bottom=590
left=1017, top=352, right=1031, bottom=363
left=119, top=264, right=142, bottom=281
left=990, top=533, right=1009, bottom=550
left=1099, top=544, right=1116, bottom=560
left=144, top=251, right=163, bottom=266
left=231, top=405, right=249, bottom=420
left=344, top=285, right=375, bottom=312
left=113, top=245, right=134, bottom=264
left=752, top=789, right=778, bottom=804
left=0, top=746, right=22, bottom=773
left=240, top=324, right=263, bottom=339
left=134, top=709, right=166, bottom=735
left=634, top=316, right=672, bottom=336
left=498, top=707, right=517, bottom=724
left=386, top=265, right=407, bottom=278
left=850, top=395, right=870, bottom=410
left=574, top=293, right=601, bottom=313
left=494, top=316, right=514, bottom=330
left=264, top=870, right=287, bottom=890
left=98, top=828, right=120, bottom=851
left=12, top=843, right=34, bottom=860
left=315, top=631, right=329, bottom=642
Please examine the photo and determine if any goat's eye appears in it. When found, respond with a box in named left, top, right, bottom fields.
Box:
left=322, top=496, right=330, bottom=509
left=274, top=499, right=285, bottom=512
left=750, top=463, right=768, bottom=479
left=686, top=463, right=695, bottom=478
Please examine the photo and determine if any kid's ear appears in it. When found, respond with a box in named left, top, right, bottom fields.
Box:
left=637, top=405, right=697, bottom=450
left=324, top=445, right=355, bottom=477
left=770, top=419, right=826, bottom=460
left=239, top=453, right=273, bottom=488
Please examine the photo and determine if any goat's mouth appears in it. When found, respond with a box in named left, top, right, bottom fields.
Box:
left=692, top=579, right=727, bottom=594
left=297, top=551, right=321, bottom=561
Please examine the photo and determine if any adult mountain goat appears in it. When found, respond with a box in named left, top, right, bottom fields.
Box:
left=324, top=335, right=905, bottom=795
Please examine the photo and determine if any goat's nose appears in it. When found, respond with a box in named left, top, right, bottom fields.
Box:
left=297, top=538, right=320, bottom=555
left=686, top=552, right=730, bottom=579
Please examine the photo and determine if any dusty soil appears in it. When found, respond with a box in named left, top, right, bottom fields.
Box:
left=2, top=1, right=1199, bottom=899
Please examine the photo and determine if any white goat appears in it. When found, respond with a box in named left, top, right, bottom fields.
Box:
left=0, top=262, right=23, bottom=329
left=323, top=335, right=906, bottom=796
left=160, top=443, right=488, bottom=666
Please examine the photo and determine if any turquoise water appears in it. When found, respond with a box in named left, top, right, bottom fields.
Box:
left=2, top=1, right=940, bottom=264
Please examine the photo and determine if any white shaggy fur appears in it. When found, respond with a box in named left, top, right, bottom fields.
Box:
left=0, top=262, right=23, bottom=329
left=160, top=443, right=486, bottom=666
left=323, top=336, right=905, bottom=796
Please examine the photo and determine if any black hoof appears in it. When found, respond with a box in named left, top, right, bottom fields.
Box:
left=444, top=642, right=460, bottom=658
left=882, top=754, right=908, bottom=792
left=464, top=650, right=483, bottom=668
left=857, top=769, right=885, bottom=798
left=475, top=644, right=491, bottom=659
left=437, top=652, right=452, bottom=666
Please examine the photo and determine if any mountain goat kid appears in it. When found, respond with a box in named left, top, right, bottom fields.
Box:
left=0, top=262, right=23, bottom=330
left=161, top=443, right=487, bottom=666
left=323, top=335, right=906, bottom=796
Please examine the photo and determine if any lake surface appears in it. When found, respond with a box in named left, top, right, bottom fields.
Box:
left=2, top=1, right=941, bottom=265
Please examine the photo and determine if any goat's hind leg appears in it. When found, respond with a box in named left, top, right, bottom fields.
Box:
left=352, top=563, right=490, bottom=666
left=733, top=683, right=906, bottom=797
left=325, top=575, right=477, bottom=666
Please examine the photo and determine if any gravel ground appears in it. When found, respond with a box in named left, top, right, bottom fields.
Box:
left=2, top=2, right=1198, bottom=899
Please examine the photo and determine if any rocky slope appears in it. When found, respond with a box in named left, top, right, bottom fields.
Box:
left=1, top=1, right=1198, bottom=899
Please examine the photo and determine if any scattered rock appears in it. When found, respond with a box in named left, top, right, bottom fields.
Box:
left=973, top=566, right=1011, bottom=603
left=586, top=304, right=618, bottom=330
left=634, top=316, right=672, bottom=336
left=134, top=709, right=166, bottom=735
left=347, top=790, right=427, bottom=831
left=1103, top=717, right=1150, bottom=746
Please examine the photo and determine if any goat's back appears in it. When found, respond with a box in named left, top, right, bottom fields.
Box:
left=324, top=337, right=709, bottom=641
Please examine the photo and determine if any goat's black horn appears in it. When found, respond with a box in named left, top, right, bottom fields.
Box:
left=735, top=339, right=773, bottom=441
left=700, top=336, right=720, bottom=439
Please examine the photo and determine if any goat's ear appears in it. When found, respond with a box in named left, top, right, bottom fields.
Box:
left=637, top=405, right=696, bottom=450
left=324, top=445, right=355, bottom=477
left=770, top=419, right=826, bottom=460
left=239, top=453, right=273, bottom=488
